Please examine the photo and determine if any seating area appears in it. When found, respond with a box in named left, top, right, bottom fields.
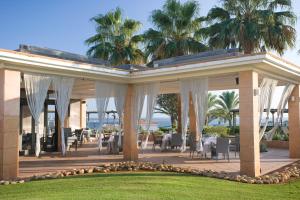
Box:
left=18, top=140, right=296, bottom=178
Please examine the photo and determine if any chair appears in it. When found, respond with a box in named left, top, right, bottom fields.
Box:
left=111, top=135, right=120, bottom=154
left=64, top=128, right=76, bottom=151
left=74, top=129, right=84, bottom=149
left=229, top=136, right=240, bottom=157
left=189, top=136, right=198, bottom=158
left=152, top=133, right=163, bottom=151
left=216, top=137, right=230, bottom=162
left=170, top=134, right=183, bottom=149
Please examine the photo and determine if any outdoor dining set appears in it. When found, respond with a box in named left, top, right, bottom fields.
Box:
left=152, top=133, right=240, bottom=161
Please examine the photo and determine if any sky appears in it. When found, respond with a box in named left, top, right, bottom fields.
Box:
left=0, top=0, right=299, bottom=118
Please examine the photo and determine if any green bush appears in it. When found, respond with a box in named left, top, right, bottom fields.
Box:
left=159, top=127, right=172, bottom=133
left=228, top=126, right=239, bottom=135
left=203, top=126, right=229, bottom=137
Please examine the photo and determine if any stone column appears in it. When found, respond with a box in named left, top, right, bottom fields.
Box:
left=239, top=70, right=260, bottom=177
left=189, top=92, right=199, bottom=141
left=288, top=85, right=300, bottom=158
left=0, top=69, right=21, bottom=180
left=123, top=84, right=138, bottom=161
left=80, top=100, right=87, bottom=128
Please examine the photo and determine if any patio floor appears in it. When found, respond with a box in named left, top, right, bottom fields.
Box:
left=19, top=142, right=298, bottom=178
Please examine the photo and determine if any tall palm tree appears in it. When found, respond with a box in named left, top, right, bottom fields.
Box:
left=201, top=0, right=296, bottom=54
left=216, top=91, right=239, bottom=127
left=85, top=7, right=145, bottom=65
left=143, top=0, right=207, bottom=62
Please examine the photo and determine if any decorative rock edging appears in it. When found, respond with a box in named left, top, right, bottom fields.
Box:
left=1, top=161, right=300, bottom=186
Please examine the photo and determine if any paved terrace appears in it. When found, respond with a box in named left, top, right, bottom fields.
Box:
left=19, top=142, right=298, bottom=178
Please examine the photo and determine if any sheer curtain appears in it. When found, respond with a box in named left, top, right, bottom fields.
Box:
left=258, top=77, right=278, bottom=140
left=190, top=77, right=208, bottom=151
left=264, top=83, right=295, bottom=141
left=24, top=73, right=51, bottom=157
left=179, top=79, right=191, bottom=152
left=132, top=84, right=146, bottom=132
left=95, top=81, right=113, bottom=150
left=52, top=76, right=75, bottom=156
left=113, top=84, right=128, bottom=147
left=180, top=77, right=208, bottom=151
left=143, top=83, right=160, bottom=148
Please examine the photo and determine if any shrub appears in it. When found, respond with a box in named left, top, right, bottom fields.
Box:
left=272, top=133, right=282, bottom=141
left=159, top=127, right=172, bottom=133
left=203, top=126, right=229, bottom=137
left=229, top=126, right=239, bottom=135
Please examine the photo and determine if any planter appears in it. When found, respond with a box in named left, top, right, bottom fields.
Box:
left=262, top=140, right=289, bottom=149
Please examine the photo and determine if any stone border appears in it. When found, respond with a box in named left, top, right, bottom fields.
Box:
left=1, top=161, right=300, bottom=185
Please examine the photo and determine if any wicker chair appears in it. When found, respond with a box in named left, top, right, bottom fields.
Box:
left=216, top=137, right=230, bottom=162
left=170, top=134, right=183, bottom=149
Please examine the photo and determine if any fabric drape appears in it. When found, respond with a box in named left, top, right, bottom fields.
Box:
left=52, top=76, right=75, bottom=156
left=258, top=77, right=278, bottom=140
left=179, top=77, right=208, bottom=151
left=132, top=85, right=146, bottom=132
left=264, top=84, right=295, bottom=141
left=190, top=77, right=208, bottom=151
left=143, top=83, right=160, bottom=148
left=24, top=73, right=51, bottom=157
left=179, top=79, right=191, bottom=152
left=95, top=81, right=112, bottom=150
left=113, top=84, right=128, bottom=147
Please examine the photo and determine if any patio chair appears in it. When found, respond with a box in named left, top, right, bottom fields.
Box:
left=64, top=128, right=77, bottom=151
left=170, top=134, right=183, bottom=149
left=229, top=135, right=240, bottom=157
left=111, top=135, right=120, bottom=154
left=152, top=133, right=163, bottom=151
left=74, top=129, right=84, bottom=149
left=215, top=137, right=230, bottom=162
left=189, top=136, right=198, bottom=158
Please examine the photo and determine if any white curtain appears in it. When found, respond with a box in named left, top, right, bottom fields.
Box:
left=143, top=83, right=160, bottom=148
left=190, top=77, right=208, bottom=151
left=95, top=81, right=113, bottom=150
left=24, top=73, right=51, bottom=157
left=180, top=77, right=208, bottom=151
left=132, top=85, right=147, bottom=132
left=258, top=77, right=278, bottom=140
left=264, top=83, right=295, bottom=141
left=179, top=79, right=191, bottom=152
left=113, top=84, right=128, bottom=147
left=52, top=76, right=75, bottom=156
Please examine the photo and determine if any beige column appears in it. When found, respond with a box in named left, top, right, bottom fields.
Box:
left=80, top=100, right=87, bottom=128
left=123, top=84, right=138, bottom=161
left=239, top=70, right=260, bottom=177
left=288, top=85, right=300, bottom=158
left=189, top=92, right=199, bottom=141
left=0, top=69, right=20, bottom=180
left=177, top=94, right=182, bottom=133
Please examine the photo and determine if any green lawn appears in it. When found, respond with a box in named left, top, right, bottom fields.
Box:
left=0, top=172, right=300, bottom=200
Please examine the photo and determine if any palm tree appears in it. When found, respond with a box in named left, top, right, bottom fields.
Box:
left=201, top=0, right=296, bottom=54
left=206, top=93, right=218, bottom=125
left=143, top=0, right=207, bottom=62
left=216, top=91, right=239, bottom=127
left=85, top=7, right=145, bottom=65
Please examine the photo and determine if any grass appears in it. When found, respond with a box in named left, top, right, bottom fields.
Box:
left=0, top=172, right=300, bottom=200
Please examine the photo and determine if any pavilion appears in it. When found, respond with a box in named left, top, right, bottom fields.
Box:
left=1, top=45, right=300, bottom=180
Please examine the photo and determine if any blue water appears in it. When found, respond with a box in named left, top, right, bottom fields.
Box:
left=87, top=118, right=171, bottom=129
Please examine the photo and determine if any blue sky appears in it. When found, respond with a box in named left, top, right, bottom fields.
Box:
left=0, top=0, right=299, bottom=117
